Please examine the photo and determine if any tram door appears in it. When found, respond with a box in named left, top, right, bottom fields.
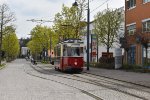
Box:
left=128, top=46, right=136, bottom=64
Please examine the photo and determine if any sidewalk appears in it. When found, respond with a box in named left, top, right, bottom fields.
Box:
left=83, top=67, right=150, bottom=88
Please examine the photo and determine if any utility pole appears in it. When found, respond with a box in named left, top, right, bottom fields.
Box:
left=87, top=0, right=90, bottom=70
left=72, top=0, right=90, bottom=71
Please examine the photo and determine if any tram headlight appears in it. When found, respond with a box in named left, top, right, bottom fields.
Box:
left=74, top=62, right=77, bottom=65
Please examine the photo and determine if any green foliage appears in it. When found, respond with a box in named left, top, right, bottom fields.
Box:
left=121, top=64, right=150, bottom=73
left=121, top=64, right=142, bottom=70
left=3, top=25, right=15, bottom=35
left=0, top=63, right=6, bottom=70
left=2, top=28, right=19, bottom=61
left=41, top=60, right=49, bottom=64
left=27, top=25, right=57, bottom=56
left=20, top=38, right=30, bottom=47
left=0, top=4, right=16, bottom=64
left=90, top=63, right=150, bottom=73
left=144, top=62, right=150, bottom=67
left=88, top=62, right=114, bottom=69
left=53, top=0, right=86, bottom=40
left=94, top=8, right=123, bottom=53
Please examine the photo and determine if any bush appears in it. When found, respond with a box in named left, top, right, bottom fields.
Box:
left=41, top=60, right=49, bottom=64
left=121, top=64, right=142, bottom=70
left=99, top=57, right=114, bottom=64
left=96, top=62, right=114, bottom=69
left=144, top=62, right=150, bottom=68
left=88, top=62, right=114, bottom=69
left=0, top=63, right=6, bottom=69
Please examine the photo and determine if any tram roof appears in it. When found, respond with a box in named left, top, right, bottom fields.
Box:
left=61, top=39, right=83, bottom=44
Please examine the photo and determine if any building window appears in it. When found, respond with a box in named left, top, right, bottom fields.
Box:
left=127, top=24, right=136, bottom=35
left=143, top=44, right=150, bottom=64
left=142, top=19, right=150, bottom=32
left=143, top=0, right=150, bottom=3
left=127, top=0, right=136, bottom=9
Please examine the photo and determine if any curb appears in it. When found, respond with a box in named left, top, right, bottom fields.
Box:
left=83, top=71, right=150, bottom=89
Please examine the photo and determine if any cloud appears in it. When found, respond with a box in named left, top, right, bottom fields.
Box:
left=1, top=0, right=124, bottom=39
left=90, top=0, right=124, bottom=17
left=5, top=0, right=69, bottom=38
left=0, top=0, right=7, bottom=4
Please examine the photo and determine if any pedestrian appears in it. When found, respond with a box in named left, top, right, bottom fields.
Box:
left=33, top=59, right=37, bottom=65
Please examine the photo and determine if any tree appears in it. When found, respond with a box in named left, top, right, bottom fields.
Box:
left=27, top=25, right=57, bottom=60
left=2, top=26, right=19, bottom=61
left=19, top=38, right=30, bottom=47
left=53, top=0, right=86, bottom=40
left=0, top=4, right=15, bottom=64
left=94, top=8, right=123, bottom=53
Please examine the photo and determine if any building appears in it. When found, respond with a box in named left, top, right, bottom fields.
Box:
left=82, top=7, right=125, bottom=62
left=125, top=0, right=150, bottom=65
left=21, top=47, right=29, bottom=57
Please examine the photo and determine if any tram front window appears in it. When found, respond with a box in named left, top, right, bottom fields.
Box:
left=67, top=47, right=83, bottom=56
left=72, top=47, right=80, bottom=56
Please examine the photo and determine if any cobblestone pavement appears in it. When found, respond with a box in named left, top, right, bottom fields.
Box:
left=30, top=61, right=150, bottom=100
left=0, top=59, right=94, bottom=100
left=0, top=59, right=150, bottom=100
left=83, top=67, right=150, bottom=87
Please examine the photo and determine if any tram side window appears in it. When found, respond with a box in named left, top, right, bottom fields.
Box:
left=76, top=48, right=80, bottom=56
left=63, top=48, right=67, bottom=56
left=67, top=47, right=72, bottom=56
left=80, top=47, right=83, bottom=56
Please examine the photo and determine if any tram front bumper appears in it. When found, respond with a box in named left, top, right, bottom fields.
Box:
left=64, top=66, right=83, bottom=72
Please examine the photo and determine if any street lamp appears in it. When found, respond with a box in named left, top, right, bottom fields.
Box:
left=72, top=1, right=78, bottom=6
left=73, top=0, right=90, bottom=70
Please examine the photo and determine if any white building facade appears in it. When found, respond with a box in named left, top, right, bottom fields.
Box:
left=82, top=14, right=125, bottom=62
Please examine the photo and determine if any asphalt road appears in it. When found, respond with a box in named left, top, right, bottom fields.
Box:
left=0, top=59, right=150, bottom=100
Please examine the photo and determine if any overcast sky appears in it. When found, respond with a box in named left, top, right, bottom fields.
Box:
left=0, top=0, right=124, bottom=39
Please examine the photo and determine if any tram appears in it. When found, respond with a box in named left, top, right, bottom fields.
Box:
left=53, top=39, right=84, bottom=72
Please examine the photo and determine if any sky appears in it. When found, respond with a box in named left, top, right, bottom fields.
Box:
left=0, top=0, right=124, bottom=39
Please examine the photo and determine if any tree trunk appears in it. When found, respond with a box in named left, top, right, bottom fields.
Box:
left=0, top=8, right=4, bottom=65
left=107, top=46, right=109, bottom=53
left=107, top=33, right=110, bottom=53
left=107, top=17, right=110, bottom=54
left=0, top=21, right=3, bottom=65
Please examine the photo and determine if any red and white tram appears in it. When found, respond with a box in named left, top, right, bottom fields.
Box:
left=53, top=39, right=84, bottom=72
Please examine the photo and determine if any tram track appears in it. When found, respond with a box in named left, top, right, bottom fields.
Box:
left=72, top=74, right=150, bottom=100
left=36, top=64, right=150, bottom=93
left=25, top=63, right=103, bottom=100
left=28, top=63, right=150, bottom=100
left=83, top=72, right=150, bottom=89
left=77, top=73, right=150, bottom=94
